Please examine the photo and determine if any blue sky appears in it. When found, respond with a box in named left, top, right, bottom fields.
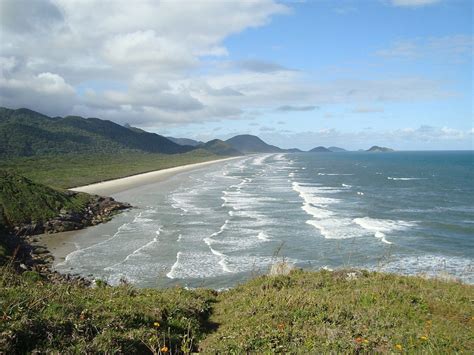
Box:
left=1, top=0, right=472, bottom=150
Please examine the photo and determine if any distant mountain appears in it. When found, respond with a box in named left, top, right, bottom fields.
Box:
left=286, top=148, right=303, bottom=153
left=328, top=146, right=346, bottom=152
left=225, top=134, right=283, bottom=153
left=200, top=139, right=241, bottom=156
left=0, top=107, right=195, bottom=158
left=309, top=146, right=331, bottom=153
left=167, top=137, right=203, bottom=147
left=367, top=146, right=394, bottom=152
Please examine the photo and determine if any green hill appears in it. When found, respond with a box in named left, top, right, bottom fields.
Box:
left=200, top=139, right=241, bottom=156
left=226, top=134, right=283, bottom=153
left=167, top=136, right=203, bottom=146
left=0, top=170, right=90, bottom=230
left=367, top=145, right=394, bottom=152
left=310, top=146, right=332, bottom=153
left=0, top=107, right=194, bottom=158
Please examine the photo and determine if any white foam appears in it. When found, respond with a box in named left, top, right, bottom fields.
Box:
left=292, top=182, right=340, bottom=204
left=273, top=153, right=286, bottom=161
left=256, top=231, right=271, bottom=241
left=376, top=255, right=473, bottom=284
left=204, top=238, right=232, bottom=273
left=354, top=217, right=415, bottom=244
left=104, top=227, right=162, bottom=270
left=357, top=191, right=364, bottom=196
left=342, top=183, right=352, bottom=188
left=387, top=177, right=427, bottom=181
left=252, top=154, right=272, bottom=166
left=301, top=204, right=335, bottom=219
left=306, top=218, right=366, bottom=239
left=57, top=221, right=132, bottom=266
left=210, top=219, right=230, bottom=237
left=166, top=252, right=183, bottom=279
left=318, top=173, right=354, bottom=176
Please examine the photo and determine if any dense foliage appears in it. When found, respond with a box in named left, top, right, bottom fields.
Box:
left=0, top=150, right=222, bottom=189
left=0, top=170, right=90, bottom=228
left=200, top=139, right=241, bottom=156
left=0, top=107, right=194, bottom=158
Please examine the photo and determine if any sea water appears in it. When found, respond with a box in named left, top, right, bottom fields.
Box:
left=55, top=151, right=474, bottom=288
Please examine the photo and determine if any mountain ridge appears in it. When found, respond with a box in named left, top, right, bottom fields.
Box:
left=0, top=107, right=193, bottom=158
left=226, top=134, right=283, bottom=154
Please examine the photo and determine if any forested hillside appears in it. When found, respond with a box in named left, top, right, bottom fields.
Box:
left=0, top=107, right=194, bottom=157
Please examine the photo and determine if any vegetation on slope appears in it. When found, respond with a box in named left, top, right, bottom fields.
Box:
left=0, top=107, right=193, bottom=158
left=0, top=171, right=90, bottom=229
left=201, top=269, right=473, bottom=353
left=199, top=139, right=241, bottom=156
left=0, top=267, right=472, bottom=353
left=0, top=150, right=222, bottom=189
left=0, top=268, right=216, bottom=354
left=0, top=171, right=91, bottom=261
left=226, top=134, right=283, bottom=154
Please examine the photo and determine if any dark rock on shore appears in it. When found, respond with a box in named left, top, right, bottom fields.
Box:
left=13, top=194, right=131, bottom=236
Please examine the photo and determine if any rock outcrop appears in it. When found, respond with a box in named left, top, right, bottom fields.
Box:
left=13, top=194, right=131, bottom=236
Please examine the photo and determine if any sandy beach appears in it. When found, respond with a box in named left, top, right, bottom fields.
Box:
left=70, top=156, right=241, bottom=196
left=39, top=156, right=241, bottom=265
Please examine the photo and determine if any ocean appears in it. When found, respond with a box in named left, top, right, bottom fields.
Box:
left=55, top=151, right=474, bottom=288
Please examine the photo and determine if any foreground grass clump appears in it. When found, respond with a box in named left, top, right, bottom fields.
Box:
left=1, top=268, right=472, bottom=353
left=200, top=269, right=473, bottom=353
left=0, top=269, right=216, bottom=353
left=0, top=150, right=222, bottom=189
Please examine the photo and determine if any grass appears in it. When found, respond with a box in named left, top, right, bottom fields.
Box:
left=0, top=171, right=91, bottom=227
left=200, top=269, right=473, bottom=353
left=1, top=267, right=472, bottom=353
left=0, top=268, right=216, bottom=354
left=0, top=149, right=222, bottom=189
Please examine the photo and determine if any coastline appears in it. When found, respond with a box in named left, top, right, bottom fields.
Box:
left=38, top=156, right=242, bottom=265
left=70, top=156, right=241, bottom=196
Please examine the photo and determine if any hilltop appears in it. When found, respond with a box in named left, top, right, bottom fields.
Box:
left=167, top=137, right=203, bottom=147
left=367, top=146, right=394, bottom=152
left=0, top=170, right=129, bottom=234
left=199, top=139, right=241, bottom=156
left=0, top=107, right=193, bottom=158
left=309, top=146, right=332, bottom=153
left=328, top=146, right=347, bottom=152
left=226, top=134, right=283, bottom=154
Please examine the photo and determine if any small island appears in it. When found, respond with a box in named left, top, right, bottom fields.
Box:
left=366, top=146, right=394, bottom=152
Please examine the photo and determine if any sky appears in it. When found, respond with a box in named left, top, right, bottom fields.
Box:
left=0, top=0, right=472, bottom=150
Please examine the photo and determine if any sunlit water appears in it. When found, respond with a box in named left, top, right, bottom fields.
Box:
left=55, top=152, right=474, bottom=288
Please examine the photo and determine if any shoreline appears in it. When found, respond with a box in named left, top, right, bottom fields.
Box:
left=70, top=156, right=241, bottom=196
left=38, top=156, right=242, bottom=265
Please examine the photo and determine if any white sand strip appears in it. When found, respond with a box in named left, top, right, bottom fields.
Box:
left=70, top=156, right=241, bottom=196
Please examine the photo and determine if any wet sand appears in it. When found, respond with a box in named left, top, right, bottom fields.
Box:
left=38, top=156, right=241, bottom=265
left=33, top=230, right=80, bottom=266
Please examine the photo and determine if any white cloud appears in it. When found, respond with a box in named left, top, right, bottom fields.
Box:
left=391, top=0, right=441, bottom=7
left=259, top=125, right=472, bottom=150
left=0, top=0, right=466, bottom=130
left=352, top=106, right=384, bottom=113
left=377, top=35, right=472, bottom=61
left=0, top=0, right=288, bottom=121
